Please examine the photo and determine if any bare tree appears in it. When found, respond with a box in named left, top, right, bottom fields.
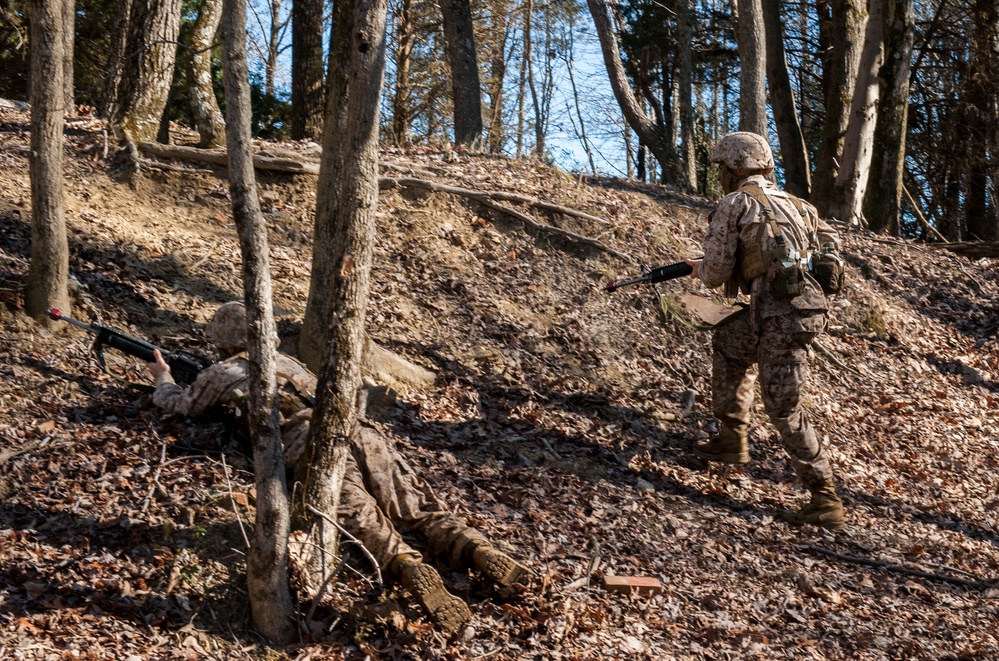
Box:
left=100, top=0, right=131, bottom=119
left=62, top=0, right=75, bottom=113
left=484, top=0, right=512, bottom=154
left=26, top=0, right=71, bottom=320
left=811, top=0, right=866, bottom=211
left=828, top=0, right=883, bottom=224
left=440, top=0, right=483, bottom=146
left=586, top=0, right=680, bottom=183
left=116, top=0, right=184, bottom=144
left=189, top=0, right=226, bottom=148
left=676, top=0, right=697, bottom=191
left=863, top=0, right=913, bottom=234
left=296, top=0, right=389, bottom=587
left=392, top=0, right=416, bottom=144
left=762, top=0, right=810, bottom=197
left=291, top=0, right=324, bottom=140
left=219, top=0, right=297, bottom=644
left=735, top=0, right=767, bottom=135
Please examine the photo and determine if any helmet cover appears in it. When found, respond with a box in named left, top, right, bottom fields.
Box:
left=206, top=301, right=247, bottom=348
left=710, top=132, right=775, bottom=171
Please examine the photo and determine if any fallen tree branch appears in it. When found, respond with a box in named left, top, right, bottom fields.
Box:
left=799, top=544, right=995, bottom=590
left=812, top=340, right=864, bottom=377
left=902, top=185, right=947, bottom=243
left=138, top=141, right=320, bottom=175
left=928, top=241, right=999, bottom=259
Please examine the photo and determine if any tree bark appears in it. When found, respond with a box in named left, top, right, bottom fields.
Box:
left=676, top=0, right=697, bottom=191
left=26, top=0, right=71, bottom=321
left=392, top=0, right=415, bottom=145
left=265, top=0, right=283, bottom=97
left=485, top=0, right=510, bottom=154
left=586, top=0, right=680, bottom=183
left=515, top=0, right=528, bottom=158
left=99, top=0, right=131, bottom=119
left=863, top=0, right=913, bottom=235
left=291, top=0, right=325, bottom=140
left=762, top=0, right=810, bottom=197
left=219, top=0, right=296, bottom=644
left=296, top=0, right=388, bottom=587
left=828, top=0, right=882, bottom=225
left=811, top=0, right=866, bottom=212
left=962, top=0, right=999, bottom=241
left=189, top=0, right=226, bottom=148
left=440, top=0, right=483, bottom=147
left=735, top=0, right=767, bottom=136
left=116, top=0, right=183, bottom=144
left=62, top=0, right=75, bottom=113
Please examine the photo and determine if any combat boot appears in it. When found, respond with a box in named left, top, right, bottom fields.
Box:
left=790, top=480, right=845, bottom=531
left=464, top=540, right=534, bottom=587
left=391, top=554, right=471, bottom=632
left=693, top=423, right=749, bottom=465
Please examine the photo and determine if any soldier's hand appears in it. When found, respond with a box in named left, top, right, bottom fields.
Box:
left=685, top=258, right=702, bottom=280
left=147, top=349, right=171, bottom=379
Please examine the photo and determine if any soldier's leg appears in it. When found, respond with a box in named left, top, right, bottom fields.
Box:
left=338, top=454, right=471, bottom=631
left=758, top=318, right=843, bottom=530
left=350, top=424, right=531, bottom=586
left=695, top=314, right=759, bottom=464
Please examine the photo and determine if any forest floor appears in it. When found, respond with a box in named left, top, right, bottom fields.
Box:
left=1, top=107, right=998, bottom=660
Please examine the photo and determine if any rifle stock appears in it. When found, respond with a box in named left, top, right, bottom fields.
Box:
left=605, top=261, right=694, bottom=293
left=48, top=309, right=212, bottom=385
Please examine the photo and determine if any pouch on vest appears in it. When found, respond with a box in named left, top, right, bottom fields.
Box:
left=809, top=242, right=845, bottom=296
left=741, top=184, right=806, bottom=300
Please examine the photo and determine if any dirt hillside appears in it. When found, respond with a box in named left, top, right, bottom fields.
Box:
left=1, top=109, right=998, bottom=660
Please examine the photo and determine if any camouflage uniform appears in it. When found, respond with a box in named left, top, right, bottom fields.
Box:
left=698, top=173, right=840, bottom=490
left=152, top=354, right=487, bottom=571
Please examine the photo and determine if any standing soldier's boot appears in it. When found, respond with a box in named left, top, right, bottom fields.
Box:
left=391, top=554, right=471, bottom=632
left=694, top=423, right=749, bottom=464
left=791, top=479, right=845, bottom=531
left=464, top=540, right=534, bottom=587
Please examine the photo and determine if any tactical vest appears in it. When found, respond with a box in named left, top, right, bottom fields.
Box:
left=737, top=182, right=813, bottom=283
left=229, top=353, right=316, bottom=425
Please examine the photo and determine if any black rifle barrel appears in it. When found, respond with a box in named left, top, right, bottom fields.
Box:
left=47, top=309, right=210, bottom=385
left=605, top=261, right=694, bottom=293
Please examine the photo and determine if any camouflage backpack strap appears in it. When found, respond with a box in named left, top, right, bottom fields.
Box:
left=740, top=183, right=785, bottom=243
left=275, top=354, right=317, bottom=409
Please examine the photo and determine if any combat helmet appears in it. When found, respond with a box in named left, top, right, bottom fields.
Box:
left=710, top=132, right=774, bottom=172
left=206, top=301, right=247, bottom=349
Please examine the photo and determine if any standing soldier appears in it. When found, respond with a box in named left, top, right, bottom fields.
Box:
left=146, top=302, right=532, bottom=632
left=685, top=132, right=845, bottom=531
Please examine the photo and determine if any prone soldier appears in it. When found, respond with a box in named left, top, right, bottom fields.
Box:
left=146, top=302, right=532, bottom=632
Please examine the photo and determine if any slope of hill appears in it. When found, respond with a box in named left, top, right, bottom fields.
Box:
left=1, top=109, right=998, bottom=660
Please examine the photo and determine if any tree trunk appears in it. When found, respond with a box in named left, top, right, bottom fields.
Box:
left=523, top=0, right=540, bottom=156
left=762, top=0, right=810, bottom=197
left=189, top=0, right=225, bottom=148
left=296, top=0, right=388, bottom=589
left=265, top=0, right=282, bottom=97
left=676, top=0, right=697, bottom=192
left=863, top=0, right=913, bottom=235
left=811, top=0, right=866, bottom=212
left=62, top=0, right=75, bottom=113
left=116, top=0, right=183, bottom=144
left=828, top=0, right=882, bottom=225
left=440, top=0, right=483, bottom=147
left=962, top=0, right=999, bottom=241
left=735, top=0, right=767, bottom=136
left=392, top=0, right=415, bottom=145
left=219, top=0, right=297, bottom=644
left=485, top=0, right=510, bottom=154
left=515, top=1, right=528, bottom=158
left=26, top=0, right=71, bottom=321
left=586, top=0, right=680, bottom=183
left=564, top=19, right=595, bottom=174
left=291, top=0, right=324, bottom=140
left=100, top=0, right=131, bottom=119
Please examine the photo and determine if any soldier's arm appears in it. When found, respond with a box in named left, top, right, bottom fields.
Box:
left=699, top=194, right=750, bottom=289
left=148, top=352, right=236, bottom=418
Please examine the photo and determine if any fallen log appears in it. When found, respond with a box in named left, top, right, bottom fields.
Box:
left=928, top=241, right=999, bottom=259
left=138, top=141, right=320, bottom=175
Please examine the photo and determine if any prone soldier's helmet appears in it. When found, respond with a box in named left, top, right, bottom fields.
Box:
left=710, top=132, right=774, bottom=172
left=206, top=301, right=247, bottom=349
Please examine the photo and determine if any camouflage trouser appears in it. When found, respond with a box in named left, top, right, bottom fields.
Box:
left=337, top=425, right=486, bottom=571
left=711, top=312, right=832, bottom=488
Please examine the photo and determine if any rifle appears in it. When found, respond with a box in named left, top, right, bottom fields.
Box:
left=48, top=309, right=213, bottom=385
left=604, top=261, right=693, bottom=293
